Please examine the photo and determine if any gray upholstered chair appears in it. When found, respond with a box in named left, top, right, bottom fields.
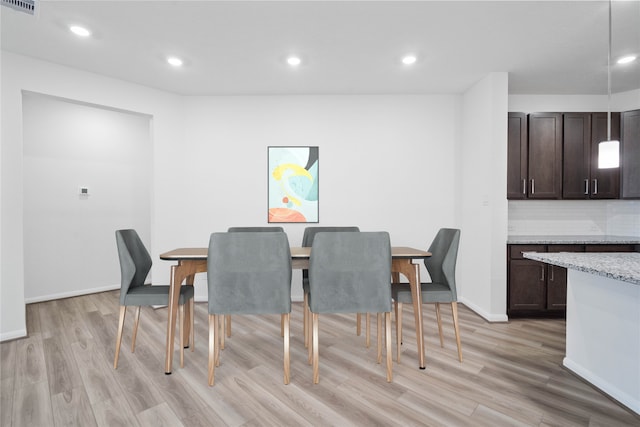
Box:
left=308, top=231, right=393, bottom=383
left=221, top=226, right=285, bottom=345
left=301, top=226, right=362, bottom=359
left=207, top=231, right=292, bottom=386
left=392, top=228, right=462, bottom=362
left=114, top=229, right=194, bottom=369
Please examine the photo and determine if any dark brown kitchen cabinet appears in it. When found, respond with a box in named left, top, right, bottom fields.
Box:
left=563, top=112, right=620, bottom=199
left=527, top=113, right=563, bottom=199
left=621, top=109, right=640, bottom=199
left=508, top=244, right=563, bottom=316
left=507, top=112, right=528, bottom=199
left=509, top=259, right=546, bottom=311
left=507, top=242, right=638, bottom=317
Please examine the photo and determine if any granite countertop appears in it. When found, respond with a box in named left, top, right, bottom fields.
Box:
left=507, top=235, right=640, bottom=245
left=522, top=252, right=640, bottom=285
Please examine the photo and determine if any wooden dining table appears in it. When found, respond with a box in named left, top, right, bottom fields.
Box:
left=159, top=245, right=431, bottom=373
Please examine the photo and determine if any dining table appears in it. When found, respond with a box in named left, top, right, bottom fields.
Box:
left=159, top=245, right=431, bottom=374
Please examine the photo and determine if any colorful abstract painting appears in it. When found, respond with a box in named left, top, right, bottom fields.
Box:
left=268, top=146, right=319, bottom=223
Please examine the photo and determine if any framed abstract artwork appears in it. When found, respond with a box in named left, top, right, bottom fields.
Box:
left=268, top=146, right=319, bottom=223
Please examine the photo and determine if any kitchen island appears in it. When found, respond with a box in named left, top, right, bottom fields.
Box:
left=523, top=251, right=640, bottom=415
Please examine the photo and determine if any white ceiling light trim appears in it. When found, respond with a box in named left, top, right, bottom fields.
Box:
left=286, top=56, right=302, bottom=67
left=401, top=55, right=417, bottom=65
left=69, top=25, right=91, bottom=37
left=617, top=55, right=637, bottom=65
left=167, top=56, right=184, bottom=67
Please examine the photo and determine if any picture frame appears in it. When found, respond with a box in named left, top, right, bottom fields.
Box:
left=268, top=146, right=319, bottom=223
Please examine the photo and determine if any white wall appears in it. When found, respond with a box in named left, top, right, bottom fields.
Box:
left=1, top=50, right=512, bottom=341
left=22, top=93, right=152, bottom=302
left=457, top=73, right=509, bottom=322
left=507, top=91, right=640, bottom=238
left=174, top=95, right=460, bottom=301
left=1, top=51, right=183, bottom=341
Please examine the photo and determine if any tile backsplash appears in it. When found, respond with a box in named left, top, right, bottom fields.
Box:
left=508, top=200, right=640, bottom=236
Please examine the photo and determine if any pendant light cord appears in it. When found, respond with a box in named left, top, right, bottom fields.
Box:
left=607, top=0, right=612, bottom=141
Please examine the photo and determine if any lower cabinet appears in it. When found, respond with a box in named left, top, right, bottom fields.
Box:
left=507, top=243, right=638, bottom=317
left=508, top=244, right=569, bottom=317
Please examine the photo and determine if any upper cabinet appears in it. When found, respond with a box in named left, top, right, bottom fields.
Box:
left=507, top=112, right=563, bottom=199
left=507, top=112, right=528, bottom=199
left=507, top=110, right=633, bottom=200
left=563, top=112, right=620, bottom=199
left=527, top=113, right=563, bottom=199
left=621, top=109, right=640, bottom=199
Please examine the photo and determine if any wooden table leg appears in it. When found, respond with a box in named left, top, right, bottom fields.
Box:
left=165, top=259, right=206, bottom=374
left=165, top=264, right=183, bottom=374
left=392, top=260, right=426, bottom=369
left=183, top=273, right=195, bottom=348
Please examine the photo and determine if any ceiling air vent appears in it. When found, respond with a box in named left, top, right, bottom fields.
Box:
left=2, top=0, right=35, bottom=15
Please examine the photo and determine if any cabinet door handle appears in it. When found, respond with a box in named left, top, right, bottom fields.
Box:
left=522, top=179, right=526, bottom=195
left=531, top=179, right=535, bottom=195
left=593, top=179, right=598, bottom=195
left=584, top=179, right=589, bottom=195
left=550, top=266, right=554, bottom=282
left=540, top=266, right=545, bottom=281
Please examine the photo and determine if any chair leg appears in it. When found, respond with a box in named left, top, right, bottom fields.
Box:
left=395, top=302, right=403, bottom=363
left=281, top=314, right=285, bottom=337
left=131, top=306, right=141, bottom=352
left=307, top=300, right=313, bottom=365
left=312, top=313, right=320, bottom=384
left=366, top=313, right=371, bottom=348
left=356, top=313, right=361, bottom=336
left=385, top=312, right=392, bottom=382
left=220, top=314, right=225, bottom=350
left=208, top=314, right=215, bottom=386
left=190, top=298, right=195, bottom=352
left=303, top=292, right=309, bottom=348
left=451, top=302, right=463, bottom=362
left=114, top=306, right=126, bottom=369
left=283, top=313, right=290, bottom=385
left=215, top=316, right=221, bottom=367
left=179, top=304, right=185, bottom=368
left=435, top=303, right=444, bottom=348
left=376, top=313, right=382, bottom=364
left=226, top=314, right=232, bottom=337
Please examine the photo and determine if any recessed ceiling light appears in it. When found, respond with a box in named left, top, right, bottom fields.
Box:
left=287, top=56, right=302, bottom=67
left=402, top=55, right=417, bottom=65
left=617, top=55, right=637, bottom=65
left=167, top=57, right=183, bottom=67
left=69, top=25, right=91, bottom=37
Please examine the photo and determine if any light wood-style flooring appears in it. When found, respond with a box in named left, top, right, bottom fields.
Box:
left=1, top=290, right=638, bottom=426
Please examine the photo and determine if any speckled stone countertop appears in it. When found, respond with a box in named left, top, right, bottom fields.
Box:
left=508, top=235, right=640, bottom=245
left=523, top=252, right=640, bottom=285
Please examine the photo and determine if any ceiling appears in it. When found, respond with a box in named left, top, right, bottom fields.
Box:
left=1, top=1, right=639, bottom=96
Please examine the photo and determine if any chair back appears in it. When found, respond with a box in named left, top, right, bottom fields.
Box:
left=115, top=229, right=152, bottom=304
left=425, top=228, right=461, bottom=298
left=302, top=226, right=360, bottom=282
left=207, top=232, right=292, bottom=315
left=228, top=226, right=284, bottom=233
left=301, top=226, right=360, bottom=247
left=309, top=231, right=391, bottom=314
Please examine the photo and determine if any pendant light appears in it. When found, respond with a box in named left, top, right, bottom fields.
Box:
left=598, top=0, right=620, bottom=169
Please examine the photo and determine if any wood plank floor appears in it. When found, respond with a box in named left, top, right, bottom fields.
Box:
left=1, top=290, right=638, bottom=426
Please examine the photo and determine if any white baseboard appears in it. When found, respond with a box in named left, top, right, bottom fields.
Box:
left=564, top=357, right=640, bottom=415
left=0, top=328, right=27, bottom=342
left=24, top=284, right=120, bottom=304
left=458, top=297, right=508, bottom=322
